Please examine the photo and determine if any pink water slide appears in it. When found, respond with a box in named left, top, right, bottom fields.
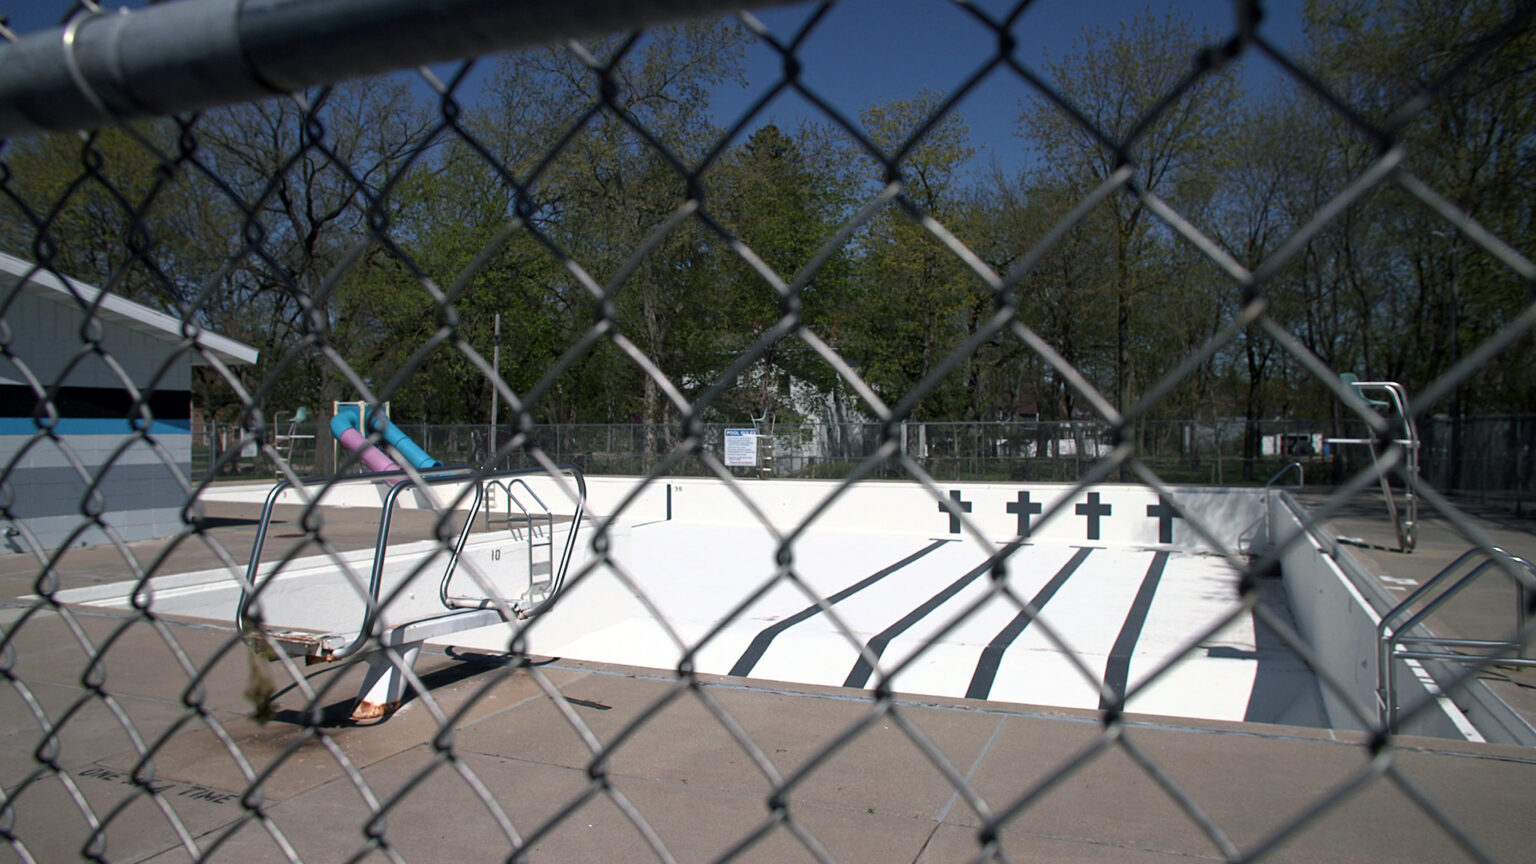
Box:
left=331, top=421, right=402, bottom=474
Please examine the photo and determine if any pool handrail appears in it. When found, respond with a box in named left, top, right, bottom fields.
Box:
left=236, top=465, right=482, bottom=659
left=440, top=467, right=586, bottom=619
left=1265, top=461, right=1304, bottom=491
left=1256, top=462, right=1305, bottom=556
left=236, top=464, right=585, bottom=661
left=1376, top=546, right=1536, bottom=731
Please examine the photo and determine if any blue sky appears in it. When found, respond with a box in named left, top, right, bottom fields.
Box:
left=708, top=1, right=1310, bottom=175
left=5, top=1, right=1311, bottom=177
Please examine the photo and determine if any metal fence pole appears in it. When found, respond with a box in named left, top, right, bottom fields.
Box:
left=0, top=0, right=802, bottom=137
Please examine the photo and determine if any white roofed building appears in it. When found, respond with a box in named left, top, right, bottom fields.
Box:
left=0, top=253, right=258, bottom=551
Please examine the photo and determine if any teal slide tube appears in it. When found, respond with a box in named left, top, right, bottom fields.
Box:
left=364, top=407, right=443, bottom=469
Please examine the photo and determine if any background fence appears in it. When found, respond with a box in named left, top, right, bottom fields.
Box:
left=3, top=0, right=1536, bottom=862
left=208, top=415, right=1536, bottom=511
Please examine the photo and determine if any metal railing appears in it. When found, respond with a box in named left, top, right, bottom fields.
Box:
left=1258, top=461, right=1304, bottom=550
left=1265, top=461, right=1304, bottom=492
left=1327, top=380, right=1421, bottom=552
left=237, top=467, right=483, bottom=662
left=236, top=463, right=584, bottom=720
left=444, top=466, right=587, bottom=619
left=1378, top=547, right=1536, bottom=731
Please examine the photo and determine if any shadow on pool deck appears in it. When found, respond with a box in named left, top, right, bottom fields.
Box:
left=1, top=493, right=1534, bottom=862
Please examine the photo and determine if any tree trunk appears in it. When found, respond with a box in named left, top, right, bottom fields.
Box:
left=1243, top=332, right=1265, bottom=482
left=314, top=375, right=343, bottom=475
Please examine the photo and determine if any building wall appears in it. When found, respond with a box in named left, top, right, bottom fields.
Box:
left=1, top=290, right=193, bottom=550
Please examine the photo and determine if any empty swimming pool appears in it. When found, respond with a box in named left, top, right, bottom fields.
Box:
left=512, top=520, right=1322, bottom=725
left=61, top=475, right=1340, bottom=729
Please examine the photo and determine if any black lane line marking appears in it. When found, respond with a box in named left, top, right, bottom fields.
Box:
left=965, top=546, right=1094, bottom=700
left=1099, top=550, right=1171, bottom=711
left=844, top=541, right=1027, bottom=690
left=728, top=539, right=951, bottom=678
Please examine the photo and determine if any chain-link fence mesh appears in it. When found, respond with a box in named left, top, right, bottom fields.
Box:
left=3, top=0, right=1535, bottom=861
left=191, top=415, right=1536, bottom=510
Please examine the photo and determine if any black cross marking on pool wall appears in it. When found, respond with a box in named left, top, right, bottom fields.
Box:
left=1146, top=495, right=1182, bottom=544
left=1007, top=491, right=1043, bottom=538
left=1076, top=492, right=1112, bottom=540
left=939, top=490, right=971, bottom=534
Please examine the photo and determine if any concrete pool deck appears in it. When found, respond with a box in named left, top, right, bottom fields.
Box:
left=1, top=486, right=1534, bottom=862
left=1291, top=489, right=1536, bottom=733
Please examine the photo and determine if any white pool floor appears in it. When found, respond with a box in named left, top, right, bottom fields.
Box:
left=501, top=522, right=1325, bottom=726
left=81, top=519, right=1326, bottom=727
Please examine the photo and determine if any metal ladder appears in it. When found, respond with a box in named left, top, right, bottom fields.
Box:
left=271, top=406, right=313, bottom=460
left=1239, top=462, right=1305, bottom=556
left=1329, top=375, right=1420, bottom=553
left=442, top=469, right=586, bottom=620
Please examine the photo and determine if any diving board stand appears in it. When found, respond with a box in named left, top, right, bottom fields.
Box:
left=237, top=464, right=586, bottom=720
left=1328, top=375, right=1420, bottom=553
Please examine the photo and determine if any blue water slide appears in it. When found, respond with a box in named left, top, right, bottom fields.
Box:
left=329, top=405, right=401, bottom=473
left=363, top=407, right=443, bottom=469
left=331, top=404, right=362, bottom=435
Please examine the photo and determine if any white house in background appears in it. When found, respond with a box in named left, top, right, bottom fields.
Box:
left=0, top=253, right=258, bottom=551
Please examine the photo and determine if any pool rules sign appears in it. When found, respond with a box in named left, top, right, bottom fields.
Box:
left=724, top=428, right=758, bottom=467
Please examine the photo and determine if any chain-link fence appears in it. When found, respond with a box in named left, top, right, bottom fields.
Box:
left=3, top=0, right=1536, bottom=861
left=198, top=416, right=1536, bottom=515
left=1419, top=415, right=1536, bottom=514
left=201, top=418, right=1329, bottom=483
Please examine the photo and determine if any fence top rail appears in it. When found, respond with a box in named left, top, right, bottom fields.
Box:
left=0, top=0, right=798, bottom=138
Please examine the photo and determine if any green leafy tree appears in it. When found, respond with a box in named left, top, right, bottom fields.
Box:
left=1301, top=0, right=1536, bottom=417
left=473, top=22, right=749, bottom=465
left=703, top=123, right=855, bottom=423
left=975, top=167, right=1117, bottom=423
left=845, top=90, right=982, bottom=421
left=1019, top=9, right=1239, bottom=429
left=185, top=80, right=437, bottom=469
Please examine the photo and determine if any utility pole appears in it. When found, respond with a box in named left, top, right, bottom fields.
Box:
left=1448, top=242, right=1462, bottom=492
left=489, top=312, right=500, bottom=465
